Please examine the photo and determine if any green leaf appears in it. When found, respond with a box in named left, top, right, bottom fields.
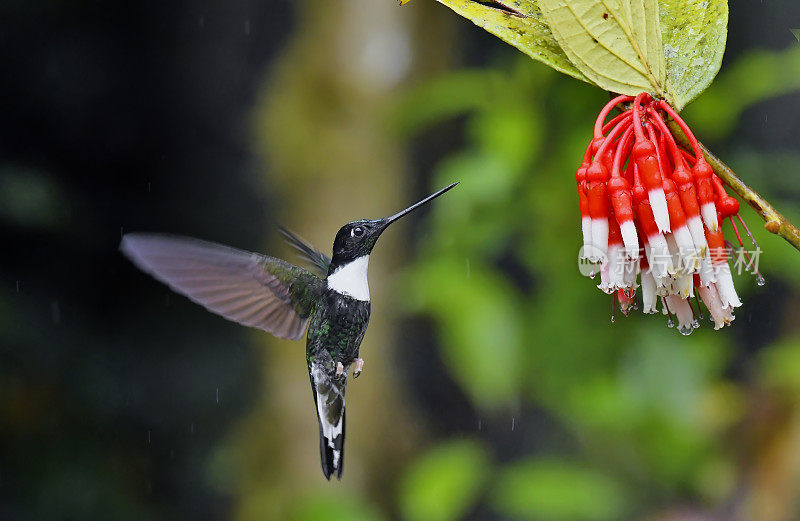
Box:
left=399, top=440, right=489, bottom=521
left=492, top=459, right=629, bottom=521
left=430, top=1, right=589, bottom=83
left=401, top=251, right=523, bottom=409
left=538, top=0, right=666, bottom=97
left=659, top=0, right=729, bottom=109
left=391, top=69, right=500, bottom=136
left=416, top=0, right=730, bottom=108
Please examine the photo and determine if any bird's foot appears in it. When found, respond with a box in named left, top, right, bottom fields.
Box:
left=335, top=362, right=345, bottom=380
left=353, top=358, right=364, bottom=379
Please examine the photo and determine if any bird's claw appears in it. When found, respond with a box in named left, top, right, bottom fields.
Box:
left=353, top=358, right=364, bottom=379
left=335, top=362, right=344, bottom=380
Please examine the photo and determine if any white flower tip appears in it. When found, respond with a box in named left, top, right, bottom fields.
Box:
left=647, top=234, right=673, bottom=281
left=649, top=188, right=671, bottom=233
left=673, top=226, right=699, bottom=271
left=666, top=296, right=696, bottom=335
left=619, top=220, right=639, bottom=258
left=641, top=271, right=657, bottom=315
left=715, top=264, right=742, bottom=309
left=677, top=324, right=694, bottom=336
left=581, top=217, right=592, bottom=251
left=701, top=203, right=718, bottom=232
left=591, top=219, right=608, bottom=260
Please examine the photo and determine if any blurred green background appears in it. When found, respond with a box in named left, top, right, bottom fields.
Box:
left=2, top=1, right=800, bottom=520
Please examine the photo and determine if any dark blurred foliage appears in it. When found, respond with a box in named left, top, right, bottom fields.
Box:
left=0, top=1, right=289, bottom=519
left=2, top=1, right=800, bottom=521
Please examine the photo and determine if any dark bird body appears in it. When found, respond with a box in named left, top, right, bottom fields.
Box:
left=120, top=183, right=456, bottom=480
left=305, top=289, right=370, bottom=478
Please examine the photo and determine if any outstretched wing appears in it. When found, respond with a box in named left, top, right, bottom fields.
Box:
left=278, top=227, right=331, bottom=277
left=120, top=233, right=325, bottom=340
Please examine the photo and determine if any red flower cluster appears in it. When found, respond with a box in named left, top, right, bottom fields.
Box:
left=576, top=93, right=762, bottom=334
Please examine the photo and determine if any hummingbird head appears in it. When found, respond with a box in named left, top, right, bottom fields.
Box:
left=327, top=182, right=458, bottom=275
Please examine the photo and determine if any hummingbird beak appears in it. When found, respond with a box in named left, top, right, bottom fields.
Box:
left=377, top=182, right=458, bottom=232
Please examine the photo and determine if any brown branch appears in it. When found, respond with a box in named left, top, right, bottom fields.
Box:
left=666, top=119, right=800, bottom=252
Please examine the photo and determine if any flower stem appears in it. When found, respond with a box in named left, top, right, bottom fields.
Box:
left=666, top=119, right=800, bottom=252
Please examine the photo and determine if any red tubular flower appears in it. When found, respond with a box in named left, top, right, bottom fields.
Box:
left=585, top=113, right=632, bottom=261
left=633, top=164, right=672, bottom=281
left=599, top=214, right=625, bottom=294
left=646, top=123, right=695, bottom=274
left=648, top=109, right=709, bottom=264
left=574, top=94, right=761, bottom=334
left=631, top=93, right=670, bottom=234
left=656, top=100, right=719, bottom=232
left=576, top=144, right=593, bottom=259
left=608, top=125, right=637, bottom=257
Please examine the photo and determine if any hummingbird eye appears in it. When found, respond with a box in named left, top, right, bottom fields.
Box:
left=351, top=226, right=364, bottom=238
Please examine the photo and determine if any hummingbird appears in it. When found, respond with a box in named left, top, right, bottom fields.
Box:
left=120, top=182, right=457, bottom=480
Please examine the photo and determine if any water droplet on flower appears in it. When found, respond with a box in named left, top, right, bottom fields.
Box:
left=589, top=270, right=596, bottom=279
left=678, top=325, right=693, bottom=336
left=692, top=319, right=699, bottom=329
left=756, top=273, right=766, bottom=286
left=667, top=317, right=674, bottom=328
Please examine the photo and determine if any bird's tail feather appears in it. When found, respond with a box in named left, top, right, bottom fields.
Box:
left=309, top=367, right=346, bottom=480
left=318, top=409, right=345, bottom=480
